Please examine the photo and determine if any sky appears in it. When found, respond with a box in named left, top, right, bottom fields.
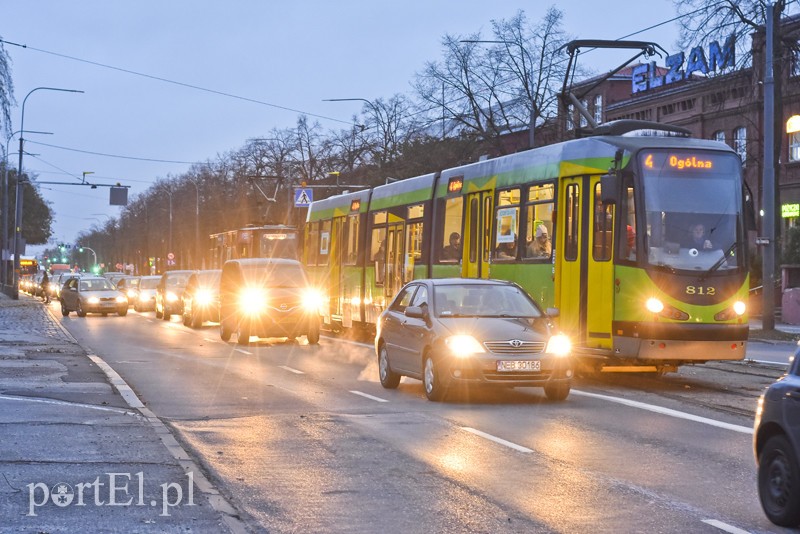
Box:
left=0, top=1, right=685, bottom=255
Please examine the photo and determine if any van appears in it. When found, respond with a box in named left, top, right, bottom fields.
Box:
left=219, top=258, right=322, bottom=345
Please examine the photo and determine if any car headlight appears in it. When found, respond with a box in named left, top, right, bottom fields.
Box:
left=116, top=296, right=127, bottom=304
left=139, top=293, right=150, bottom=302
left=127, top=289, right=138, bottom=299
left=87, top=297, right=100, bottom=304
left=445, top=335, right=485, bottom=358
left=546, top=333, right=571, bottom=357
left=302, top=289, right=324, bottom=312
left=166, top=291, right=179, bottom=302
left=195, top=288, right=213, bottom=306
left=239, top=288, right=266, bottom=315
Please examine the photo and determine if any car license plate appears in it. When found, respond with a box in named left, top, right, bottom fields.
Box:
left=497, top=360, right=540, bottom=372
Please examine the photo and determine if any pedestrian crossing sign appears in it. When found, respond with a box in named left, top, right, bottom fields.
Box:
left=294, top=188, right=313, bottom=207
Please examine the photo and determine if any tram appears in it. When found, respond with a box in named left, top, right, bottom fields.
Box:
left=304, top=120, right=751, bottom=372
left=208, top=224, right=299, bottom=269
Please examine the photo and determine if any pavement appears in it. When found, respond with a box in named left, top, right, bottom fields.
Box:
left=0, top=292, right=243, bottom=533
left=0, top=292, right=795, bottom=533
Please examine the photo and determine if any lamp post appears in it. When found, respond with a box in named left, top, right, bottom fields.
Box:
left=2, top=129, right=52, bottom=290
left=78, top=246, right=97, bottom=270
left=13, top=86, right=83, bottom=299
left=186, top=178, right=200, bottom=268
left=461, top=39, right=536, bottom=149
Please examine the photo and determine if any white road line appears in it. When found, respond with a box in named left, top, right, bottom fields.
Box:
left=279, top=365, right=305, bottom=375
left=329, top=336, right=374, bottom=349
left=350, top=390, right=389, bottom=403
left=235, top=348, right=252, bottom=355
left=203, top=337, right=220, bottom=343
left=0, top=394, right=138, bottom=416
left=461, top=427, right=533, bottom=453
left=701, top=519, right=751, bottom=534
left=572, top=390, right=754, bottom=435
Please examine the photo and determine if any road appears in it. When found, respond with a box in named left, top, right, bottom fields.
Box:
left=55, top=306, right=790, bottom=534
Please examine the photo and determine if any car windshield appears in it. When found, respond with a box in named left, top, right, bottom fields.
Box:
left=166, top=275, right=190, bottom=287
left=79, top=279, right=115, bottom=291
left=140, top=277, right=160, bottom=289
left=433, top=284, right=542, bottom=318
left=243, top=264, right=307, bottom=288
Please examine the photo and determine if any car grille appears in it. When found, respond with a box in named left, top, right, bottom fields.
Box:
left=483, top=340, right=546, bottom=354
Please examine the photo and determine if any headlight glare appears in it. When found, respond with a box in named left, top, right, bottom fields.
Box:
left=166, top=291, right=179, bottom=302
left=645, top=297, right=664, bottom=314
left=302, top=289, right=324, bottom=312
left=546, top=333, right=572, bottom=356
left=195, top=288, right=213, bottom=306
left=733, top=300, right=746, bottom=316
left=239, top=288, right=266, bottom=315
left=445, top=335, right=485, bottom=357
left=87, top=297, right=100, bottom=304
left=116, top=296, right=127, bottom=304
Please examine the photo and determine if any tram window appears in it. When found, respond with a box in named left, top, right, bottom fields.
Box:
left=371, top=227, right=387, bottom=285
left=469, top=197, right=479, bottom=263
left=405, top=221, right=423, bottom=280
left=621, top=183, right=637, bottom=261
left=483, top=195, right=492, bottom=263
left=319, top=220, right=331, bottom=266
left=593, top=183, right=613, bottom=261
left=344, top=215, right=359, bottom=266
left=306, top=223, right=320, bottom=266
left=494, top=188, right=520, bottom=262
left=523, top=184, right=555, bottom=261
left=438, top=197, right=463, bottom=262
left=565, top=184, right=580, bottom=261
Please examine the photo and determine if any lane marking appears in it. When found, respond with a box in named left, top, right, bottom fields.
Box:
left=701, top=519, right=750, bottom=534
left=350, top=390, right=388, bottom=403
left=328, top=336, right=373, bottom=349
left=235, top=348, right=252, bottom=355
left=461, top=427, right=533, bottom=453
left=746, top=358, right=788, bottom=367
left=0, top=394, right=138, bottom=416
left=572, top=390, right=753, bottom=435
left=279, top=365, right=305, bottom=375
left=204, top=337, right=220, bottom=343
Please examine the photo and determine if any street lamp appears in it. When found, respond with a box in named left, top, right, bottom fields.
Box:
left=461, top=39, right=536, bottom=149
left=186, top=178, right=200, bottom=268
left=12, top=86, right=83, bottom=299
left=2, top=129, right=52, bottom=289
left=78, top=245, right=97, bottom=270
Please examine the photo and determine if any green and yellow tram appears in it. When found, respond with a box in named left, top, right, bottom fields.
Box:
left=305, top=120, right=750, bottom=372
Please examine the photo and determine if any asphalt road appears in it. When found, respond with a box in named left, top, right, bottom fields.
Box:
left=55, top=305, right=792, bottom=534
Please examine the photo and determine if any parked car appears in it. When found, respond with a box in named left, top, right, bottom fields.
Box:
left=754, top=348, right=800, bottom=527
left=375, top=278, right=573, bottom=402
left=133, top=275, right=161, bottom=312
left=60, top=276, right=128, bottom=317
left=182, top=269, right=221, bottom=328
left=155, top=270, right=194, bottom=320
left=219, top=258, right=321, bottom=345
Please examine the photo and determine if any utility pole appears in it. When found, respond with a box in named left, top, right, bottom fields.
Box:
left=762, top=3, right=776, bottom=331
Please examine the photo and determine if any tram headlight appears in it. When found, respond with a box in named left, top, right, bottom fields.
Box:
left=239, top=288, right=266, bottom=315
left=645, top=297, right=664, bottom=314
left=445, top=335, right=485, bottom=358
left=546, top=333, right=572, bottom=357
left=733, top=301, right=746, bottom=316
left=715, top=300, right=748, bottom=321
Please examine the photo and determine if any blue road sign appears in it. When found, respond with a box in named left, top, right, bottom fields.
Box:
left=294, top=188, right=313, bottom=207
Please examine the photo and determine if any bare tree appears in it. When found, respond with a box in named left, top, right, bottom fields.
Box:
left=0, top=36, right=14, bottom=137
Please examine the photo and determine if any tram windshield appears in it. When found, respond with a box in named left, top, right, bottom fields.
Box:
left=639, top=150, right=743, bottom=272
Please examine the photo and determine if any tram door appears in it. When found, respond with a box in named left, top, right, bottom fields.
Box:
left=556, top=176, right=615, bottom=349
left=384, top=222, right=405, bottom=299
left=329, top=217, right=344, bottom=321
left=463, top=191, right=493, bottom=279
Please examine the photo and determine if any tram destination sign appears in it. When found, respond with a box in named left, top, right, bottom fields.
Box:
left=632, top=35, right=735, bottom=94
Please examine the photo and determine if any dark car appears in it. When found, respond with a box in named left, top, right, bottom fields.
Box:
left=182, top=269, right=221, bottom=328
left=155, top=270, right=194, bottom=321
left=375, top=278, right=573, bottom=402
left=754, top=349, right=800, bottom=527
left=60, top=276, right=128, bottom=317
left=219, top=258, right=321, bottom=346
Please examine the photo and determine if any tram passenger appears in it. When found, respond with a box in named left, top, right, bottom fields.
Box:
left=442, top=232, right=461, bottom=260
left=496, top=240, right=516, bottom=259
left=527, top=224, right=551, bottom=258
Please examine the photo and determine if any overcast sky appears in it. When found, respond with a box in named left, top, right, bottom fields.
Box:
left=1, top=1, right=684, bottom=254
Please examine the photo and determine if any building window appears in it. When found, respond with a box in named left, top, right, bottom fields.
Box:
left=566, top=104, right=575, bottom=131
left=713, top=130, right=725, bottom=143
left=793, top=47, right=800, bottom=77
left=790, top=132, right=800, bottom=162
left=733, top=126, right=746, bottom=164
left=579, top=99, right=588, bottom=127
left=594, top=95, right=603, bottom=124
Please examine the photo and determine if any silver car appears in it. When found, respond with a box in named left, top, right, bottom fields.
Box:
left=376, top=278, right=573, bottom=401
left=60, top=276, right=128, bottom=317
left=133, top=275, right=161, bottom=312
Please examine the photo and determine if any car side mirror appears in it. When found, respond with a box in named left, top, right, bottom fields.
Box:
left=545, top=307, right=560, bottom=318
left=405, top=306, right=424, bottom=319
left=68, top=287, right=77, bottom=292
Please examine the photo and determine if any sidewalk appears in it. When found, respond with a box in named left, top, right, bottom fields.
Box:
left=0, top=293, right=233, bottom=533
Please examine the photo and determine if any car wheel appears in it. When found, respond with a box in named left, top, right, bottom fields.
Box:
left=544, top=382, right=571, bottom=401
left=155, top=305, right=163, bottom=319
left=306, top=317, right=320, bottom=345
left=423, top=354, right=446, bottom=401
left=60, top=300, right=69, bottom=317
left=162, top=306, right=171, bottom=321
left=220, top=320, right=233, bottom=342
left=378, top=343, right=400, bottom=389
left=133, top=303, right=141, bottom=313
left=237, top=321, right=251, bottom=346
left=759, top=434, right=800, bottom=527
left=76, top=301, right=87, bottom=317
left=118, top=308, right=128, bottom=317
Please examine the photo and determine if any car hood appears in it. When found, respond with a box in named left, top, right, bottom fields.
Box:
left=81, top=290, right=123, bottom=299
left=437, top=316, right=552, bottom=341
